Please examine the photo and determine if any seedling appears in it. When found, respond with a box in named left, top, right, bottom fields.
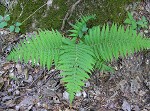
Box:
left=124, top=11, right=148, bottom=30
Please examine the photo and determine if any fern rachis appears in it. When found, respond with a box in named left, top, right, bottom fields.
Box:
left=7, top=15, right=150, bottom=104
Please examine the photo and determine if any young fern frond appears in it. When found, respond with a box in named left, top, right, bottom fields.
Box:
left=69, top=14, right=96, bottom=38
left=84, top=24, right=150, bottom=63
left=58, top=43, right=95, bottom=103
left=7, top=30, right=63, bottom=70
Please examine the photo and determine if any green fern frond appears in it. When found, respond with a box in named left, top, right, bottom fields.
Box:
left=58, top=43, right=95, bottom=103
left=69, top=14, right=96, bottom=38
left=84, top=23, right=150, bottom=63
left=7, top=29, right=63, bottom=70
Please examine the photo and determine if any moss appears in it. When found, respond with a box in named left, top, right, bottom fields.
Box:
left=69, top=0, right=141, bottom=28
left=0, top=4, right=7, bottom=15
left=1, top=0, right=141, bottom=33
left=9, top=0, right=68, bottom=33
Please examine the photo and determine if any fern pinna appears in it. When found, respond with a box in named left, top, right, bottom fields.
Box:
left=7, top=15, right=150, bottom=104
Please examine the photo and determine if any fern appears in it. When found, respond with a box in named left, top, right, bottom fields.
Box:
left=69, top=14, right=96, bottom=38
left=7, top=15, right=150, bottom=104
left=7, top=29, right=63, bottom=70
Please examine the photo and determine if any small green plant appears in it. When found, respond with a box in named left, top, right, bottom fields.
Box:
left=0, top=14, right=10, bottom=28
left=124, top=11, right=148, bottom=30
left=9, top=22, right=22, bottom=33
left=0, top=2, right=49, bottom=33
left=0, top=14, right=22, bottom=33
left=7, top=15, right=150, bottom=104
left=136, top=16, right=148, bottom=29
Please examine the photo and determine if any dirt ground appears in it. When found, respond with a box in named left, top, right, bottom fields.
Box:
left=0, top=1, right=150, bottom=111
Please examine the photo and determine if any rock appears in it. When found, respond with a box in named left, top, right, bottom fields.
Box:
left=16, top=63, right=22, bottom=74
left=144, top=30, right=148, bottom=33
left=15, top=105, right=20, bottom=111
left=53, top=96, right=60, bottom=103
left=145, top=1, right=150, bottom=12
left=85, top=81, right=90, bottom=87
left=47, top=0, right=53, bottom=7
left=76, top=92, right=82, bottom=97
left=24, top=75, right=33, bottom=83
left=2, top=96, right=13, bottom=102
left=14, top=90, right=20, bottom=95
left=9, top=72, right=15, bottom=78
left=63, top=91, right=69, bottom=101
left=122, top=99, right=131, bottom=111
left=82, top=91, right=87, bottom=98
left=37, top=102, right=41, bottom=107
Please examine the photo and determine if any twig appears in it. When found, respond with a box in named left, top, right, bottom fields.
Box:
left=40, top=70, right=60, bottom=86
left=28, top=70, right=44, bottom=88
left=21, top=2, right=47, bottom=24
left=61, top=0, right=82, bottom=31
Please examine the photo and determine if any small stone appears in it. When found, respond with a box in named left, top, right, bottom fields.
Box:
left=63, top=91, right=69, bottom=100
left=15, top=105, right=20, bottom=111
left=122, top=99, right=131, bottom=111
left=2, top=96, right=13, bottom=102
left=8, top=88, right=13, bottom=93
left=53, top=96, right=60, bottom=103
left=144, top=30, right=148, bottom=33
left=37, top=102, right=41, bottom=107
left=9, top=72, right=15, bottom=78
left=79, top=108, right=85, bottom=111
left=42, top=103, right=48, bottom=109
left=76, top=92, right=82, bottom=97
left=47, top=0, right=53, bottom=6
left=114, top=66, right=118, bottom=70
left=24, top=75, right=33, bottom=83
left=85, top=81, right=90, bottom=87
left=146, top=59, right=149, bottom=65
left=15, top=90, right=20, bottom=95
left=141, top=109, right=148, bottom=111
left=82, top=91, right=87, bottom=98
left=16, top=64, right=22, bottom=74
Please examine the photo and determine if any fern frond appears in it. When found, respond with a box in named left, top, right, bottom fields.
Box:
left=84, top=23, right=150, bottom=63
left=58, top=43, right=95, bottom=103
left=69, top=14, right=96, bottom=38
left=7, top=30, right=63, bottom=70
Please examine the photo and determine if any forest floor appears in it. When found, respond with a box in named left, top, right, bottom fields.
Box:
left=0, top=1, right=150, bottom=111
